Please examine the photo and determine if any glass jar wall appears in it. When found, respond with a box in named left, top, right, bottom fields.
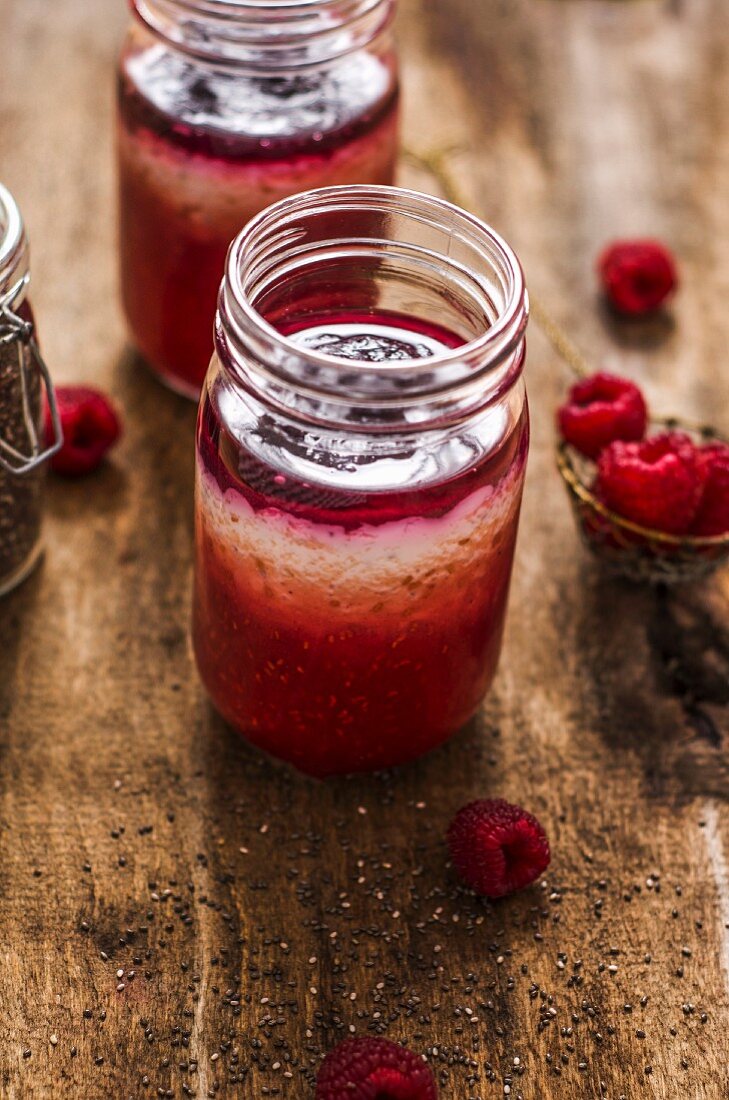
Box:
left=0, top=184, right=61, bottom=598
left=192, top=186, right=530, bottom=777
left=117, top=0, right=400, bottom=398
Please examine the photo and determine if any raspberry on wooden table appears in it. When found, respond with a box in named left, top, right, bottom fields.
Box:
left=557, top=371, right=647, bottom=459
left=316, top=1037, right=438, bottom=1100
left=598, top=239, right=678, bottom=316
left=45, top=386, right=122, bottom=477
left=447, top=798, right=550, bottom=898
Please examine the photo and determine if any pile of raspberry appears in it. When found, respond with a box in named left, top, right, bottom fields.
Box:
left=557, top=372, right=729, bottom=538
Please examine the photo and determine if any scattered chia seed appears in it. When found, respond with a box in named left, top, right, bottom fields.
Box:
left=22, top=748, right=718, bottom=1097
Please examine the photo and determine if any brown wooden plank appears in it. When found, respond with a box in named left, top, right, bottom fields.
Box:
left=1, top=0, right=727, bottom=1097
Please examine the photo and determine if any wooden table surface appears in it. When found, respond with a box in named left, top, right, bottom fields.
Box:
left=1, top=0, right=728, bottom=1097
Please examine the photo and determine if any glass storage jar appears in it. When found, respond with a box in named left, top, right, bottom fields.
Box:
left=193, top=185, right=529, bottom=777
left=0, top=183, right=62, bottom=597
left=117, top=0, right=400, bottom=399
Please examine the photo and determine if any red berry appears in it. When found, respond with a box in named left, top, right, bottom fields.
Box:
left=557, top=371, right=647, bottom=459
left=692, top=442, right=729, bottom=536
left=447, top=799, right=550, bottom=899
left=596, top=431, right=703, bottom=535
left=598, top=239, right=678, bottom=316
left=45, top=386, right=122, bottom=477
left=316, top=1037, right=437, bottom=1100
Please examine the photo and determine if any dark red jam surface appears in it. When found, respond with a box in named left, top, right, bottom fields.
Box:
left=118, top=60, right=400, bottom=163
left=193, top=313, right=528, bottom=776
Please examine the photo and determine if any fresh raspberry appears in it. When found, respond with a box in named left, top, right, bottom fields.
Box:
left=691, top=442, right=729, bottom=536
left=447, top=799, right=550, bottom=899
left=316, top=1037, right=437, bottom=1100
left=596, top=431, right=703, bottom=535
left=45, top=386, right=122, bottom=477
left=557, top=371, right=647, bottom=459
left=598, top=239, right=678, bottom=316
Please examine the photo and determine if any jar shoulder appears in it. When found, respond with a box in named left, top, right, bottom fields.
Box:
left=198, top=359, right=528, bottom=511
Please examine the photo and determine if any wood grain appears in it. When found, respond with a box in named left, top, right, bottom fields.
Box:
left=1, top=0, right=728, bottom=1097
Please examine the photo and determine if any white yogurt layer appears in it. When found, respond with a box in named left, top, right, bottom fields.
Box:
left=118, top=106, right=398, bottom=233
left=196, top=453, right=525, bottom=619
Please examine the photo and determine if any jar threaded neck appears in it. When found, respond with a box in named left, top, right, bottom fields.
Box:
left=215, top=185, right=528, bottom=432
left=131, top=0, right=395, bottom=69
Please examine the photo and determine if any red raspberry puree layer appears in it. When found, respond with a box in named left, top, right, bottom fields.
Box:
left=193, top=313, right=528, bottom=776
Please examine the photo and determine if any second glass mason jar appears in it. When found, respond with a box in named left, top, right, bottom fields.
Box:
left=193, top=186, right=529, bottom=777
left=117, top=0, right=400, bottom=398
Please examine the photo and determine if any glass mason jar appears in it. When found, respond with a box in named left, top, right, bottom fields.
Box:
left=117, top=0, right=400, bottom=399
left=0, top=183, right=62, bottom=598
left=193, top=185, right=529, bottom=777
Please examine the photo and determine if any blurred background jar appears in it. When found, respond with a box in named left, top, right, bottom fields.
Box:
left=117, top=0, right=400, bottom=399
left=0, top=183, right=62, bottom=598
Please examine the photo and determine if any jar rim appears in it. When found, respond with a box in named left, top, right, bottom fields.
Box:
left=145, top=0, right=381, bottom=11
left=0, top=183, right=29, bottom=308
left=132, top=0, right=394, bottom=69
left=218, top=184, right=528, bottom=414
